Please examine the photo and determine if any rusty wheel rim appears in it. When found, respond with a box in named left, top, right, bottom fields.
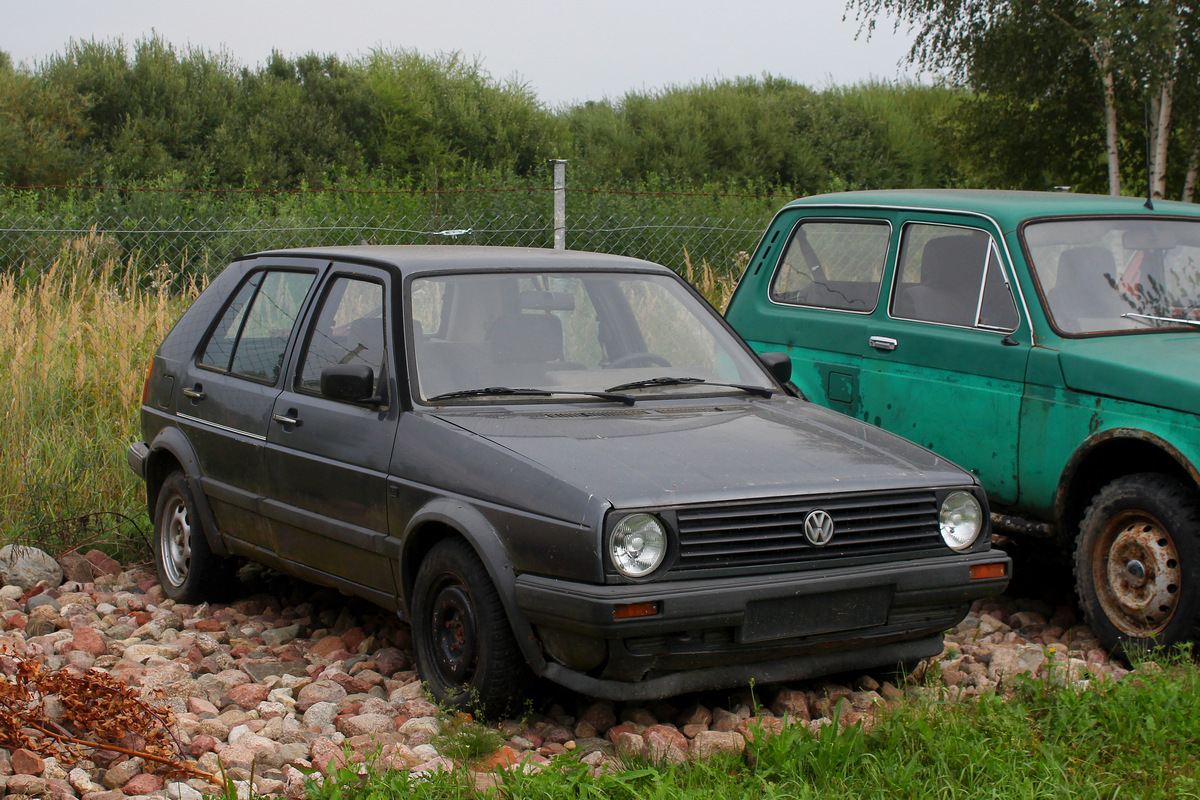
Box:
left=1093, top=509, right=1181, bottom=637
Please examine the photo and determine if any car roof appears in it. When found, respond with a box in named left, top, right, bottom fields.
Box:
left=236, top=245, right=677, bottom=278
left=784, top=189, right=1200, bottom=231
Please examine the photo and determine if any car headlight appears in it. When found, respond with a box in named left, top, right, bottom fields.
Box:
left=939, top=491, right=983, bottom=550
left=609, top=513, right=668, bottom=578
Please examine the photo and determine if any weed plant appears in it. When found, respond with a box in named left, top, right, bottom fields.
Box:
left=0, top=231, right=197, bottom=556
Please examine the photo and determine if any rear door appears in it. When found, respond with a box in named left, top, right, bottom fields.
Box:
left=264, top=263, right=401, bottom=607
left=177, top=263, right=321, bottom=555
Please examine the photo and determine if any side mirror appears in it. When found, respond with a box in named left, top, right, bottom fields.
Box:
left=321, top=364, right=381, bottom=404
left=758, top=351, right=792, bottom=385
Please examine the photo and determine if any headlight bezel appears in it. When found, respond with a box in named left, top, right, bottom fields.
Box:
left=938, top=489, right=986, bottom=551
left=605, top=511, right=676, bottom=581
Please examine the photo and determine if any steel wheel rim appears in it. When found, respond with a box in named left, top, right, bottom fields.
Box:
left=160, top=495, right=192, bottom=588
left=1093, top=509, right=1181, bottom=637
left=428, top=580, right=479, bottom=686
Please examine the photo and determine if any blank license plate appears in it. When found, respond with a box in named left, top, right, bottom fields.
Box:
left=739, top=586, right=894, bottom=643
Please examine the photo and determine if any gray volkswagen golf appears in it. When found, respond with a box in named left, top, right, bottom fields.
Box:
left=127, top=245, right=1009, bottom=714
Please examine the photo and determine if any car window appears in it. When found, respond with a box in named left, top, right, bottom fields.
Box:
left=1024, top=217, right=1200, bottom=334
left=409, top=271, right=775, bottom=401
left=891, top=223, right=1019, bottom=332
left=198, top=270, right=316, bottom=383
left=297, top=277, right=387, bottom=395
left=769, top=220, right=890, bottom=312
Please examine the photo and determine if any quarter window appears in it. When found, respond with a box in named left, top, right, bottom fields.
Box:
left=769, top=220, right=890, bottom=312
left=891, top=224, right=1019, bottom=331
left=199, top=270, right=316, bottom=383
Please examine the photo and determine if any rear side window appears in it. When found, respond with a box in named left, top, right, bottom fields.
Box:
left=199, top=270, right=316, bottom=383
left=769, top=220, right=890, bottom=312
left=891, top=224, right=1019, bottom=331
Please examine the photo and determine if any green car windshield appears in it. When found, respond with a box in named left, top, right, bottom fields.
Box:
left=408, top=271, right=776, bottom=403
left=1024, top=217, right=1200, bottom=334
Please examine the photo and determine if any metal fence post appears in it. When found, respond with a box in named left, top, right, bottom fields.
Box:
left=551, top=159, right=568, bottom=250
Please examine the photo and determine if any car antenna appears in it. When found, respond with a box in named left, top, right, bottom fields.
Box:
left=1144, top=99, right=1155, bottom=211
left=337, top=175, right=371, bottom=245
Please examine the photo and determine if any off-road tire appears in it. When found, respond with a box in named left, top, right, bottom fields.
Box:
left=1074, top=473, right=1200, bottom=657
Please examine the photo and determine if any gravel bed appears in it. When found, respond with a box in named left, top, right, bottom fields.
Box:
left=0, top=547, right=1136, bottom=798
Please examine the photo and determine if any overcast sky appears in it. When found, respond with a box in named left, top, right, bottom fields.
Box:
left=4, top=1, right=920, bottom=107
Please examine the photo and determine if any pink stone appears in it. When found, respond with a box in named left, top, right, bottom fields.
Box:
left=223, top=683, right=270, bottom=709
left=71, top=625, right=108, bottom=657
left=187, top=696, right=220, bottom=716
left=122, top=773, right=165, bottom=795
left=11, top=748, right=45, bottom=775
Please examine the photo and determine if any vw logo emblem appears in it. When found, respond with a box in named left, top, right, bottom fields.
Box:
left=804, top=509, right=835, bottom=546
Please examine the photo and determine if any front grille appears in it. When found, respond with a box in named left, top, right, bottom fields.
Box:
left=673, top=489, right=944, bottom=571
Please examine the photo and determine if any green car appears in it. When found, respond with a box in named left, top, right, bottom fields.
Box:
left=725, top=189, right=1200, bottom=654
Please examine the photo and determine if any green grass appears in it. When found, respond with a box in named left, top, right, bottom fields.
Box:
left=299, top=659, right=1200, bottom=800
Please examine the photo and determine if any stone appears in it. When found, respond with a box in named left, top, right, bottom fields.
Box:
left=337, top=713, right=395, bottom=737
left=101, top=757, right=144, bottom=789
left=223, top=683, right=270, bottom=709
left=302, top=701, right=338, bottom=732
left=166, top=781, right=205, bottom=800
left=643, top=725, right=688, bottom=764
left=70, top=626, right=108, bottom=657
left=122, top=773, right=164, bottom=795
left=691, top=730, right=746, bottom=760
left=770, top=688, right=811, bottom=721
left=0, top=545, right=64, bottom=591
left=12, top=749, right=46, bottom=775
left=296, top=680, right=347, bottom=712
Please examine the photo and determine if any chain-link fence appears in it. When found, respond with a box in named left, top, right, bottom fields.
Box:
left=0, top=190, right=773, bottom=291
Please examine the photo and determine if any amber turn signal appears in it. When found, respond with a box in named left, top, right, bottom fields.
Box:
left=970, top=562, right=1008, bottom=580
left=613, top=601, right=660, bottom=620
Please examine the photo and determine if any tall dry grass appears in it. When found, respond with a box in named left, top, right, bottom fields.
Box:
left=0, top=232, right=198, bottom=555
left=681, top=247, right=746, bottom=311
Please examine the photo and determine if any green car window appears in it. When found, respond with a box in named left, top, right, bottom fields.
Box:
left=769, top=220, right=890, bottom=312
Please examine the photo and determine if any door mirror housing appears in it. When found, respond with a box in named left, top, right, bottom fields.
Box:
left=758, top=351, right=792, bottom=385
left=321, top=364, right=382, bottom=404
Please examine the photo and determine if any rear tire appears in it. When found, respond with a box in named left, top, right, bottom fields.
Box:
left=1074, top=473, right=1200, bottom=657
left=411, top=539, right=529, bottom=718
left=152, top=472, right=226, bottom=603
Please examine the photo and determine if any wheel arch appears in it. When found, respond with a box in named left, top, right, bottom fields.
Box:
left=399, top=499, right=547, bottom=674
left=1056, top=428, right=1200, bottom=548
left=143, top=427, right=230, bottom=557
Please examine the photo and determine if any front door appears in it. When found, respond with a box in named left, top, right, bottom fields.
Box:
left=265, top=266, right=401, bottom=607
left=859, top=220, right=1031, bottom=504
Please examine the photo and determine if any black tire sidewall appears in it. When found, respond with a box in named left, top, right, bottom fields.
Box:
left=1074, top=473, right=1200, bottom=654
left=411, top=539, right=524, bottom=715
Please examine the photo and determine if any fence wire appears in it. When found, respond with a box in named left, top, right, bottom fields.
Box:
left=0, top=208, right=768, bottom=292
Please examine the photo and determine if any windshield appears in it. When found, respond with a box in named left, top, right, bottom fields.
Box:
left=408, top=271, right=775, bottom=403
left=1024, top=217, right=1200, bottom=334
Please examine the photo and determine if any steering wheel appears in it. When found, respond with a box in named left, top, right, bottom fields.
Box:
left=604, top=351, right=671, bottom=368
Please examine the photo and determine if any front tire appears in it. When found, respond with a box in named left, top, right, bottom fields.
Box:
left=411, top=539, right=529, bottom=717
left=153, top=472, right=225, bottom=603
left=1074, top=473, right=1200, bottom=656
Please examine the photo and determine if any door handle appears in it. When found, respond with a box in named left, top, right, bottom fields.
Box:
left=869, top=336, right=898, bottom=352
left=182, top=386, right=206, bottom=400
left=272, top=413, right=300, bottom=426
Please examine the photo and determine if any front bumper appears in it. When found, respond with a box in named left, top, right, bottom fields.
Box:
left=515, top=549, right=1009, bottom=700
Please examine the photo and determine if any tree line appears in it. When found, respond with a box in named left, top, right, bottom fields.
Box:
left=1, top=14, right=1196, bottom=200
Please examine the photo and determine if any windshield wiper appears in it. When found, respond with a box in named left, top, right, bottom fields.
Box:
left=428, top=386, right=635, bottom=405
left=1121, top=312, right=1200, bottom=329
left=603, top=376, right=774, bottom=398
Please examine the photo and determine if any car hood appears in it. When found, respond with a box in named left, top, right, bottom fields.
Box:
left=429, top=396, right=971, bottom=508
left=1058, top=334, right=1200, bottom=415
